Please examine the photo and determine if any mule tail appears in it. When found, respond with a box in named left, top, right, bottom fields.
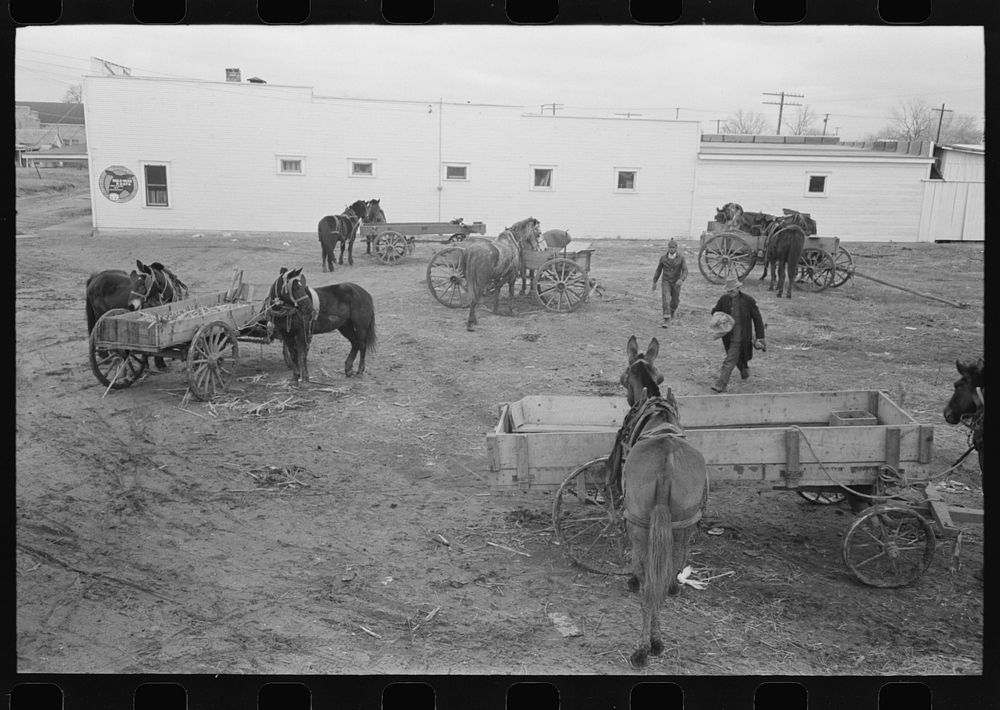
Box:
left=85, top=274, right=97, bottom=333
left=645, top=478, right=675, bottom=610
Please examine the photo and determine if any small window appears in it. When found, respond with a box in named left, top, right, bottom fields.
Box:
left=805, top=173, right=829, bottom=196
left=350, top=160, right=375, bottom=178
left=532, top=166, right=554, bottom=190
left=444, top=164, right=469, bottom=181
left=615, top=168, right=638, bottom=192
left=144, top=164, right=168, bottom=207
left=278, top=157, right=304, bottom=175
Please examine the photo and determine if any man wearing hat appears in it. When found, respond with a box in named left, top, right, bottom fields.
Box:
left=709, top=277, right=766, bottom=393
left=651, top=238, right=688, bottom=326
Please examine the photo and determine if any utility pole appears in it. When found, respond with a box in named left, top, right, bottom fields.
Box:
left=614, top=112, right=642, bottom=118
left=822, top=113, right=830, bottom=136
left=675, top=107, right=680, bottom=120
left=716, top=119, right=723, bottom=133
left=762, top=91, right=803, bottom=135
left=931, top=103, right=953, bottom=143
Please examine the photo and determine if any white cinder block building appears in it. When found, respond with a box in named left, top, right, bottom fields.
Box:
left=83, top=75, right=973, bottom=242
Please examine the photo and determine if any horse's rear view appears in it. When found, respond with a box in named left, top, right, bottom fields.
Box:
left=618, top=336, right=708, bottom=669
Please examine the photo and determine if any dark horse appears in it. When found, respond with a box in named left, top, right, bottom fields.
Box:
left=318, top=200, right=371, bottom=272
left=459, top=217, right=541, bottom=331
left=362, top=198, right=387, bottom=255
left=264, top=267, right=377, bottom=383
left=943, top=357, right=984, bottom=475
left=617, top=336, right=708, bottom=669
left=86, top=260, right=188, bottom=369
left=763, top=224, right=805, bottom=298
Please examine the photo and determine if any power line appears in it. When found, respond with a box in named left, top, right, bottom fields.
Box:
left=762, top=91, right=803, bottom=135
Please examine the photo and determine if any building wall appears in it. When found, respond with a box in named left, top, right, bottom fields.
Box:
left=84, top=76, right=700, bottom=239
left=938, top=149, right=985, bottom=182
left=692, top=156, right=932, bottom=242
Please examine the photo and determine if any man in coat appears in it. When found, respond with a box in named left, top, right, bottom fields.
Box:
left=710, top=277, right=766, bottom=393
left=651, top=238, right=688, bottom=326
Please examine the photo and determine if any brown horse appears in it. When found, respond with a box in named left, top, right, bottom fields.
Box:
left=362, top=198, right=387, bottom=255
left=318, top=200, right=370, bottom=271
left=264, top=267, right=377, bottom=383
left=459, top=217, right=541, bottom=331
left=617, top=335, right=708, bottom=669
left=764, top=225, right=806, bottom=298
left=943, top=357, right=984, bottom=474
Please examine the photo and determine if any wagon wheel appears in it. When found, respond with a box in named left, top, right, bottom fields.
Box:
left=533, top=258, right=590, bottom=312
left=842, top=504, right=936, bottom=588
left=88, top=308, right=148, bottom=390
left=793, top=247, right=835, bottom=292
left=186, top=320, right=239, bottom=401
left=426, top=246, right=471, bottom=308
left=553, top=457, right=630, bottom=576
left=797, top=489, right=847, bottom=505
left=374, top=230, right=409, bottom=265
left=698, top=232, right=756, bottom=284
left=830, top=246, right=854, bottom=288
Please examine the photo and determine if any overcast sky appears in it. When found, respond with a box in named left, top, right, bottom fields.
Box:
left=15, top=25, right=984, bottom=140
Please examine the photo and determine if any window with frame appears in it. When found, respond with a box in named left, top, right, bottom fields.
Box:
left=350, top=160, right=375, bottom=178
left=805, top=173, right=829, bottom=196
left=278, top=157, right=304, bottom=175
left=444, top=164, right=469, bottom=181
left=532, top=166, right=554, bottom=190
left=144, top=164, right=169, bottom=207
left=615, top=168, right=638, bottom=192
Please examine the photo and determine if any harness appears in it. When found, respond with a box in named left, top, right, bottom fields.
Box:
left=612, top=393, right=704, bottom=531
left=264, top=274, right=320, bottom=343
left=130, top=268, right=179, bottom=307
left=961, top=387, right=984, bottom=450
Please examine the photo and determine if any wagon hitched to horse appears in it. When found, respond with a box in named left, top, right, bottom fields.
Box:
left=486, top=390, right=980, bottom=588
left=359, top=220, right=488, bottom=265
left=426, top=241, right=597, bottom=312
left=698, top=209, right=854, bottom=291
left=88, top=277, right=272, bottom=401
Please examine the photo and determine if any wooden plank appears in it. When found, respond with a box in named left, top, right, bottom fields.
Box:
left=784, top=429, right=801, bottom=484
left=874, top=391, right=918, bottom=425
left=918, top=425, right=934, bottom=464
left=885, top=427, right=901, bottom=471
left=514, top=435, right=530, bottom=488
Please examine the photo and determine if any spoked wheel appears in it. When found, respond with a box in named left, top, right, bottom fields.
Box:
left=842, top=504, right=936, bottom=588
left=698, top=232, right=756, bottom=284
left=89, top=308, right=148, bottom=390
left=552, top=457, right=630, bottom=576
left=830, top=246, right=854, bottom=288
left=374, top=230, right=409, bottom=265
left=533, top=258, right=589, bottom=312
left=186, top=321, right=239, bottom=401
left=793, top=247, right=835, bottom=292
left=797, top=489, right=847, bottom=505
left=426, top=247, right=471, bottom=308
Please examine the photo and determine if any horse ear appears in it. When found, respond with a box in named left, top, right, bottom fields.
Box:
left=646, top=338, right=659, bottom=362
left=956, top=359, right=968, bottom=375
left=289, top=267, right=303, bottom=278
left=280, top=267, right=289, bottom=275
left=626, top=335, right=639, bottom=363
left=136, top=260, right=148, bottom=273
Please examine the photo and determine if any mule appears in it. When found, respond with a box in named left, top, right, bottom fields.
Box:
left=943, top=357, right=984, bottom=474
left=86, top=260, right=188, bottom=369
left=318, top=200, right=370, bottom=272
left=617, top=335, right=708, bottom=669
left=764, top=226, right=805, bottom=298
left=459, top=217, right=541, bottom=331
left=264, top=267, right=377, bottom=383
left=363, top=198, right=387, bottom=255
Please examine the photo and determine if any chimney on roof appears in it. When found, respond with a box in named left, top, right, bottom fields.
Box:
left=225, top=68, right=242, bottom=82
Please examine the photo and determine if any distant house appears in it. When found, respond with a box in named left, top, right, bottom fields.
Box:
left=24, top=141, right=89, bottom=169
left=918, top=143, right=985, bottom=242
left=15, top=101, right=87, bottom=167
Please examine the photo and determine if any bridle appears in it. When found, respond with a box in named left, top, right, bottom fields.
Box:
left=130, top=268, right=173, bottom=307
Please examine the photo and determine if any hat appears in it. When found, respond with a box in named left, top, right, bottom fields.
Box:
left=709, top=311, right=735, bottom=338
left=667, top=238, right=678, bottom=248
left=723, top=277, right=742, bottom=292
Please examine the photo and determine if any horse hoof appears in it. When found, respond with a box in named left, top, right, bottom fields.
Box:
left=650, top=638, right=664, bottom=656
left=629, top=649, right=649, bottom=669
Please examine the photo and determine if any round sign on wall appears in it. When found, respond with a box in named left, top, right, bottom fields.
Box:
left=99, top=166, right=137, bottom=203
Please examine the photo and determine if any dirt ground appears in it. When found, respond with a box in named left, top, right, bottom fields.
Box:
left=15, top=168, right=984, bottom=680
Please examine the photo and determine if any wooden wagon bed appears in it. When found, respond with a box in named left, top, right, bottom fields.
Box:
left=487, top=391, right=934, bottom=491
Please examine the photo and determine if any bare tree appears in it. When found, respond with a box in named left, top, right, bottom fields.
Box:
left=874, top=98, right=983, bottom=144
left=939, top=113, right=984, bottom=145
left=785, top=105, right=821, bottom=136
left=62, top=84, right=83, bottom=103
left=722, top=109, right=770, bottom=135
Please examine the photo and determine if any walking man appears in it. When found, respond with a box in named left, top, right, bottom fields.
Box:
left=710, top=277, right=766, bottom=393
left=651, top=238, right=688, bottom=326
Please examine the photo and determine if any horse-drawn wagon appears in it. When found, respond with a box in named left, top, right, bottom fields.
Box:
left=426, top=241, right=597, bottom=313
left=486, top=390, right=978, bottom=588
left=698, top=208, right=854, bottom=291
left=88, top=278, right=270, bottom=401
left=359, top=219, right=487, bottom=265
